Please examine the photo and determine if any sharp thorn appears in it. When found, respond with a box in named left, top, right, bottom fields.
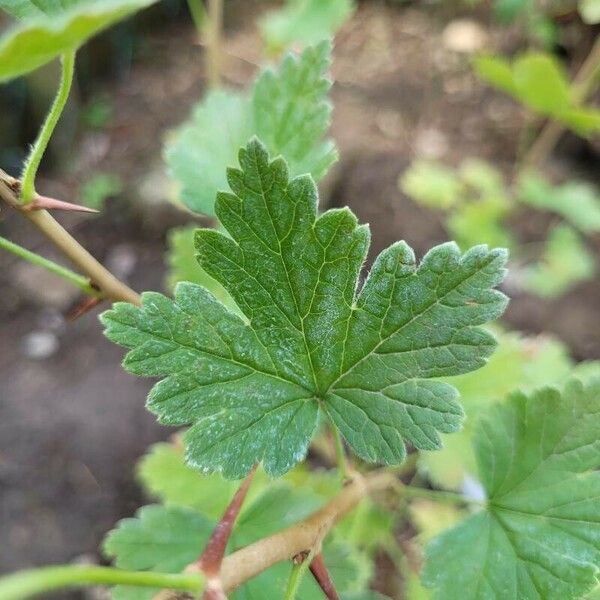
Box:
left=26, top=195, right=99, bottom=214
left=309, top=553, right=340, bottom=600
left=197, top=464, right=258, bottom=577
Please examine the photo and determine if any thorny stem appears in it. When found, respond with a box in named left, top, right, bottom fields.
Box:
left=218, top=469, right=396, bottom=592
left=206, top=0, right=224, bottom=88
left=522, top=35, right=600, bottom=170
left=309, top=554, right=340, bottom=600
left=0, top=170, right=141, bottom=305
left=5, top=468, right=480, bottom=600
left=20, top=51, right=76, bottom=204
left=198, top=466, right=257, bottom=600
left=0, top=235, right=101, bottom=298
left=0, top=565, right=204, bottom=600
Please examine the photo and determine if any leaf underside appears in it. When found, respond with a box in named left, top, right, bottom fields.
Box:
left=0, top=0, right=157, bottom=82
left=423, top=378, right=600, bottom=600
left=102, top=138, right=508, bottom=479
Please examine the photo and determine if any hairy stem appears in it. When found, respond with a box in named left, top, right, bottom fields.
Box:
left=20, top=51, right=76, bottom=204
left=206, top=0, right=223, bottom=88
left=0, top=235, right=102, bottom=298
left=522, top=35, right=600, bottom=170
left=0, top=170, right=141, bottom=305
left=0, top=565, right=204, bottom=600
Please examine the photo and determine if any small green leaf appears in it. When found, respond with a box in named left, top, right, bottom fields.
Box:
left=474, top=52, right=600, bottom=135
left=517, top=172, right=600, bottom=234
left=103, top=504, right=213, bottom=600
left=165, top=41, right=336, bottom=216
left=259, top=0, right=354, bottom=54
left=103, top=139, right=508, bottom=478
left=0, top=0, right=157, bottom=82
left=512, top=53, right=571, bottom=114
left=473, top=55, right=519, bottom=96
left=447, top=198, right=513, bottom=250
left=400, top=161, right=464, bottom=209
left=522, top=224, right=595, bottom=298
left=423, top=378, right=600, bottom=600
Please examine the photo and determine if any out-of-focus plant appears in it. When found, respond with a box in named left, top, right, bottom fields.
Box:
left=475, top=52, right=600, bottom=137
left=400, top=158, right=600, bottom=297
left=80, top=171, right=123, bottom=210
left=259, top=0, right=355, bottom=55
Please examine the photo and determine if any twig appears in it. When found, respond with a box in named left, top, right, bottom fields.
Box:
left=522, top=35, right=600, bottom=170
left=0, top=170, right=141, bottom=305
left=198, top=466, right=257, bottom=599
left=218, top=469, right=396, bottom=592
left=284, top=548, right=317, bottom=600
left=0, top=565, right=204, bottom=600
left=0, top=235, right=102, bottom=298
left=309, top=554, right=340, bottom=600
left=206, top=0, right=224, bottom=88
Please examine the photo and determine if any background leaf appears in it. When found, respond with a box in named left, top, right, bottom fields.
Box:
left=517, top=172, right=600, bottom=233
left=419, top=330, right=578, bottom=490
left=0, top=0, right=157, bottom=82
left=103, top=504, right=213, bottom=600
left=521, top=224, right=595, bottom=298
left=474, top=52, right=600, bottom=134
left=423, top=379, right=600, bottom=600
left=165, top=226, right=236, bottom=309
left=260, top=0, right=354, bottom=54
left=165, top=41, right=336, bottom=216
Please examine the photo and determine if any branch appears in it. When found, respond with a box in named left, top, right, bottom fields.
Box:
left=0, top=565, right=204, bottom=600
left=0, top=169, right=141, bottom=305
left=0, top=235, right=102, bottom=298
left=218, top=469, right=395, bottom=592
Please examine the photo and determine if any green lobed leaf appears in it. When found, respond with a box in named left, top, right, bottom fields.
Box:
left=423, top=378, right=600, bottom=600
left=0, top=0, right=157, bottom=82
left=259, top=0, right=355, bottom=54
left=165, top=41, right=336, bottom=216
left=522, top=224, right=595, bottom=298
left=103, top=138, right=508, bottom=479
